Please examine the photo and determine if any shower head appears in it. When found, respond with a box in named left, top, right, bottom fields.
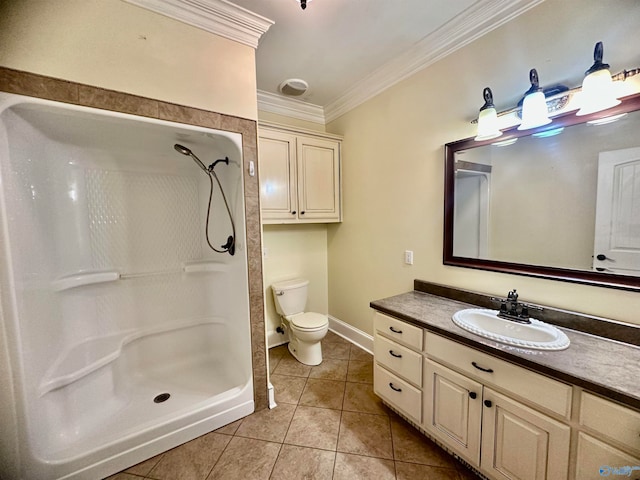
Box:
left=174, top=144, right=193, bottom=156
left=174, top=143, right=208, bottom=173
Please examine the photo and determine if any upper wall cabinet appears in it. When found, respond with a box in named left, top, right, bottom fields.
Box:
left=258, top=123, right=342, bottom=224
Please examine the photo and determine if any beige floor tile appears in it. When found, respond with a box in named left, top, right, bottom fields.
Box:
left=270, top=374, right=307, bottom=404
left=269, top=345, right=289, bottom=373
left=457, top=463, right=483, bottom=479
left=349, top=345, right=373, bottom=362
left=124, top=453, right=163, bottom=476
left=390, top=416, right=459, bottom=468
left=299, top=378, right=346, bottom=409
left=273, top=357, right=312, bottom=377
left=309, top=358, right=348, bottom=381
left=342, top=382, right=388, bottom=415
left=395, top=461, right=461, bottom=480
left=270, top=444, right=336, bottom=480
left=324, top=331, right=350, bottom=345
left=147, top=432, right=231, bottom=480
left=346, top=359, right=373, bottom=383
left=337, top=411, right=393, bottom=459
left=235, top=403, right=296, bottom=442
left=206, top=436, right=281, bottom=480
left=284, top=406, right=342, bottom=450
left=214, top=418, right=243, bottom=436
left=333, top=453, right=396, bottom=480
left=104, top=473, right=143, bottom=480
left=322, top=341, right=351, bottom=360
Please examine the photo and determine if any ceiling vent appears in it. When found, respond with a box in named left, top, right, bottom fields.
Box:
left=278, top=78, right=309, bottom=97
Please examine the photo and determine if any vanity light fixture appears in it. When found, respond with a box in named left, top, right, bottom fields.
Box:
left=518, top=69, right=552, bottom=130
left=577, top=42, right=620, bottom=116
left=474, top=87, right=503, bottom=141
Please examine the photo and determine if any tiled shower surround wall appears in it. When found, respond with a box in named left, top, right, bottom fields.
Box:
left=0, top=66, right=269, bottom=411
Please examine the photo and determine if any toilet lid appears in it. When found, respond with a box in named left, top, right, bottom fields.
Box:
left=290, top=312, right=327, bottom=330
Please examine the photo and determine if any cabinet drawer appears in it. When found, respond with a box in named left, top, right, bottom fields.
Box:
left=374, top=364, right=422, bottom=424
left=374, top=312, right=423, bottom=351
left=374, top=334, right=422, bottom=387
left=580, top=392, right=640, bottom=453
left=426, top=333, right=572, bottom=418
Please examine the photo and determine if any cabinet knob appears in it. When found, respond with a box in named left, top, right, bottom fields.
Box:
left=596, top=254, right=607, bottom=261
left=291, top=211, right=296, bottom=215
left=484, top=400, right=492, bottom=408
left=389, top=382, right=402, bottom=393
left=389, top=350, right=402, bottom=358
left=469, top=391, right=477, bottom=399
left=300, top=211, right=306, bottom=215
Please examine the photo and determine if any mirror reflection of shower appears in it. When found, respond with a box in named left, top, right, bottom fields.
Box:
left=173, top=144, right=236, bottom=256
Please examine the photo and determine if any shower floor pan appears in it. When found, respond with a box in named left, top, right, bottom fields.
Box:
left=32, top=321, right=252, bottom=475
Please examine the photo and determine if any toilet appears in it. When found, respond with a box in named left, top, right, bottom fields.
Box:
left=272, top=278, right=329, bottom=366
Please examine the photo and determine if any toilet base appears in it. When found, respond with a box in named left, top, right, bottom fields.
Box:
left=288, top=337, right=323, bottom=366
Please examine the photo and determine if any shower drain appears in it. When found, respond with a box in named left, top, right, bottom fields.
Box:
left=153, top=393, right=171, bottom=403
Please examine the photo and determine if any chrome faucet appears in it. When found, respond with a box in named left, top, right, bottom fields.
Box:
left=491, top=289, right=542, bottom=324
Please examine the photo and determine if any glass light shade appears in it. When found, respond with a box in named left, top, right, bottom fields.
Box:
left=518, top=91, right=551, bottom=130
left=475, top=107, right=502, bottom=141
left=576, top=69, right=621, bottom=116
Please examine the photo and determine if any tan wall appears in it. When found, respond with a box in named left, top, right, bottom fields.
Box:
left=0, top=0, right=257, bottom=119
left=326, top=0, right=640, bottom=333
left=262, top=224, right=328, bottom=341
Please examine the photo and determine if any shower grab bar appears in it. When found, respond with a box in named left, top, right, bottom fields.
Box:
left=52, top=261, right=228, bottom=291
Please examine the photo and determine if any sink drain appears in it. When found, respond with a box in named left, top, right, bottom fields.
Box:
left=153, top=393, right=170, bottom=403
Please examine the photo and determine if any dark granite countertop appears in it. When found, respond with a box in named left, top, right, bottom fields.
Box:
left=371, top=290, right=640, bottom=411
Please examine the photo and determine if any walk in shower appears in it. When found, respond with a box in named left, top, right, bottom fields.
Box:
left=0, top=92, right=254, bottom=479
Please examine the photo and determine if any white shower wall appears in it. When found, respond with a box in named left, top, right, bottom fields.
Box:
left=0, top=93, right=253, bottom=479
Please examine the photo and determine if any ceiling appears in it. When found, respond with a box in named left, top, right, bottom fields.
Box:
left=230, top=0, right=543, bottom=122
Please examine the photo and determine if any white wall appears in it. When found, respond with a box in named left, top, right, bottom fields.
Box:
left=326, top=0, right=640, bottom=334
left=0, top=0, right=258, bottom=120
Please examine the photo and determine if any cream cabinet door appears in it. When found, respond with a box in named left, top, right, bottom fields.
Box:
left=258, top=130, right=298, bottom=221
left=296, top=136, right=341, bottom=222
left=481, top=388, right=570, bottom=480
left=575, top=433, right=640, bottom=480
left=424, top=359, right=482, bottom=466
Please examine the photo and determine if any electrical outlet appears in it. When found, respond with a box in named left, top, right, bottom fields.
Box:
left=404, top=250, right=414, bottom=265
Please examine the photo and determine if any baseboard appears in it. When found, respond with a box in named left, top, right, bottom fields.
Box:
left=328, top=315, right=373, bottom=354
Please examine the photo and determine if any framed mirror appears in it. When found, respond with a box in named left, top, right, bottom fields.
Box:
left=444, top=93, right=640, bottom=292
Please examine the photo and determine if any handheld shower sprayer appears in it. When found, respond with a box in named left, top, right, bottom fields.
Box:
left=173, top=144, right=236, bottom=256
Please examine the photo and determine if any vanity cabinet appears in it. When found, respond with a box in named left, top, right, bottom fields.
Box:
left=373, top=311, right=575, bottom=480
left=258, top=124, right=342, bottom=224
left=424, top=334, right=571, bottom=480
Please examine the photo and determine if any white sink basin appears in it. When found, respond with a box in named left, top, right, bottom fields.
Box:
left=452, top=308, right=570, bottom=351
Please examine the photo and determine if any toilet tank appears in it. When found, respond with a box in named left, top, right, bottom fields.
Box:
left=272, top=278, right=309, bottom=316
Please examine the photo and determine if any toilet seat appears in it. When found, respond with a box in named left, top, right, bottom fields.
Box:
left=287, top=312, right=327, bottom=330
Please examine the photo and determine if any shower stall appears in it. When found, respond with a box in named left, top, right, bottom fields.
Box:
left=0, top=92, right=254, bottom=479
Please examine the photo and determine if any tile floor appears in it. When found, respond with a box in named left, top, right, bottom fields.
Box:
left=108, top=331, right=480, bottom=480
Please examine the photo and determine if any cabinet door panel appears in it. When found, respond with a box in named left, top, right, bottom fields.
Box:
left=259, top=131, right=297, bottom=220
left=424, top=359, right=482, bottom=466
left=575, top=433, right=640, bottom=480
left=296, top=137, right=340, bottom=220
left=481, top=389, right=570, bottom=480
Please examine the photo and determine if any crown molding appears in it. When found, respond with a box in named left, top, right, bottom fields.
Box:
left=257, top=90, right=326, bottom=125
left=123, top=0, right=273, bottom=49
left=323, top=0, right=544, bottom=123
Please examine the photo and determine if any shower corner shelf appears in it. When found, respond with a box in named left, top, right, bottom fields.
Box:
left=52, top=271, right=120, bottom=292
left=182, top=260, right=228, bottom=274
